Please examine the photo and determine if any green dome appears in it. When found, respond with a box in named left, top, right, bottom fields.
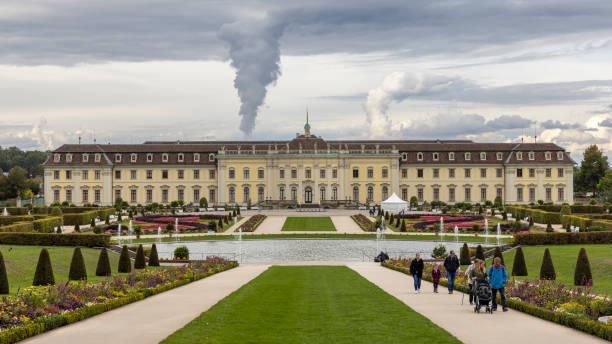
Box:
left=304, top=123, right=311, bottom=129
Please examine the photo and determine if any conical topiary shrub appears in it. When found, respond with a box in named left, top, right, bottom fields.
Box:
left=475, top=245, right=485, bottom=260
left=400, top=219, right=406, bottom=232
left=512, top=247, right=528, bottom=276
left=574, top=248, right=592, bottom=286
left=539, top=248, right=556, bottom=280
left=118, top=245, right=132, bottom=273
left=493, top=246, right=505, bottom=266
left=0, top=251, right=9, bottom=294
left=96, top=248, right=112, bottom=276
left=74, top=223, right=80, bottom=233
left=148, top=244, right=160, bottom=267
left=90, top=217, right=96, bottom=227
left=33, top=248, right=55, bottom=286
left=134, top=244, right=146, bottom=269
left=68, top=247, right=87, bottom=281
left=460, top=243, right=471, bottom=265
left=528, top=216, right=534, bottom=228
left=546, top=221, right=553, bottom=233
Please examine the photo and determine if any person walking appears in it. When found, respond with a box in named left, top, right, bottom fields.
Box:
left=431, top=263, right=442, bottom=293
left=444, top=250, right=460, bottom=294
left=410, top=253, right=424, bottom=293
left=465, top=259, right=478, bottom=304
left=487, top=257, right=508, bottom=312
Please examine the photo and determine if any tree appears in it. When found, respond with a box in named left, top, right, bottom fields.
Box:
left=90, top=217, right=96, bottom=227
left=400, top=219, right=406, bottom=232
left=512, top=247, right=528, bottom=276
left=475, top=245, right=485, bottom=260
left=597, top=170, right=612, bottom=203
left=575, top=145, right=609, bottom=194
left=134, top=245, right=146, bottom=269
left=33, top=248, right=55, bottom=286
left=5, top=167, right=28, bottom=198
left=96, top=248, right=112, bottom=276
left=199, top=197, right=208, bottom=208
left=149, top=244, right=160, bottom=267
left=218, top=218, right=223, bottom=229
left=409, top=196, right=418, bottom=208
left=574, top=248, right=592, bottom=286
left=74, top=223, right=80, bottom=233
left=0, top=251, right=9, bottom=294
left=546, top=221, right=553, bottom=233
left=460, top=243, right=471, bottom=265
left=493, top=246, right=505, bottom=266
left=528, top=216, right=534, bottom=228
left=118, top=245, right=132, bottom=273
left=539, top=248, right=556, bottom=280
left=68, top=247, right=87, bottom=281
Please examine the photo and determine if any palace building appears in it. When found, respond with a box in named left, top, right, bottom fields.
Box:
left=42, top=118, right=575, bottom=207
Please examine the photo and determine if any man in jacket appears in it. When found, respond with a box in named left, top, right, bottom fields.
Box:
left=444, top=250, right=460, bottom=294
left=488, top=257, right=508, bottom=312
left=410, top=253, right=424, bottom=293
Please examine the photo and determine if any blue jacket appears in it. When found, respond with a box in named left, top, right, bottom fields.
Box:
left=487, top=264, right=508, bottom=289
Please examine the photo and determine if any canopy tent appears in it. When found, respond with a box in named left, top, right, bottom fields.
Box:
left=380, top=193, right=408, bottom=213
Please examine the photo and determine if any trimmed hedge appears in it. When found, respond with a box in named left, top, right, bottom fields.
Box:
left=0, top=233, right=110, bottom=247
left=62, top=211, right=99, bottom=226
left=33, top=217, right=63, bottom=233
left=0, top=222, right=34, bottom=232
left=506, top=206, right=561, bottom=224
left=0, top=216, right=34, bottom=226
left=515, top=232, right=612, bottom=245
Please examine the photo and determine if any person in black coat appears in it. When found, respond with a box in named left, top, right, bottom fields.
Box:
left=444, top=250, right=460, bottom=294
left=410, top=253, right=425, bottom=293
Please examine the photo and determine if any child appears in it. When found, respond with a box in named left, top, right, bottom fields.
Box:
left=432, top=264, right=442, bottom=293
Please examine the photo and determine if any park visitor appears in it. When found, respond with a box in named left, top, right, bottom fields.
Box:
left=410, top=253, right=424, bottom=293
left=465, top=258, right=477, bottom=304
left=443, top=250, right=460, bottom=294
left=488, top=257, right=508, bottom=312
left=431, top=263, right=442, bottom=293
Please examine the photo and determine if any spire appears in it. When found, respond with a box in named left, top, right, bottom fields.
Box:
left=304, top=108, right=311, bottom=137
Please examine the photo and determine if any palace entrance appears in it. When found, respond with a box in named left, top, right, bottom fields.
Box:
left=304, top=187, right=313, bottom=203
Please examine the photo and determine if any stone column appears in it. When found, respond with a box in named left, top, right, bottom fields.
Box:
left=102, top=168, right=112, bottom=206
left=536, top=168, right=544, bottom=202
left=272, top=159, right=279, bottom=199
left=391, top=158, right=399, bottom=195
left=217, top=160, right=226, bottom=203
left=43, top=169, right=52, bottom=206
left=314, top=161, right=319, bottom=202
left=266, top=158, right=273, bottom=200
left=298, top=160, right=303, bottom=203
left=338, top=159, right=345, bottom=200
left=504, top=167, right=515, bottom=204
left=74, top=170, right=81, bottom=204
left=566, top=167, right=574, bottom=203
left=344, top=159, right=351, bottom=200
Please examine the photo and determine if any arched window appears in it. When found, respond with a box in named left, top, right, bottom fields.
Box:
left=305, top=187, right=313, bottom=203
left=320, top=187, right=326, bottom=201
left=353, top=186, right=359, bottom=201
left=291, top=187, right=297, bottom=201
left=258, top=187, right=264, bottom=202
left=228, top=187, right=235, bottom=203
left=382, top=186, right=388, bottom=200
left=367, top=186, right=374, bottom=201
left=279, top=186, right=285, bottom=200
left=332, top=187, right=338, bottom=200
left=243, top=186, right=250, bottom=202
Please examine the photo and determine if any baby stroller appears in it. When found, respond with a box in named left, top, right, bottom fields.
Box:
left=473, top=280, right=493, bottom=314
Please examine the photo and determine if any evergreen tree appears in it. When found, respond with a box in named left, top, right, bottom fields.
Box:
left=459, top=243, right=471, bottom=265
left=395, top=216, right=400, bottom=227
left=539, top=248, right=556, bottom=280
left=96, top=248, right=111, bottom=276
left=384, top=211, right=389, bottom=221
left=68, top=247, right=87, bottom=280
left=528, top=216, right=534, bottom=228
left=118, top=245, right=132, bottom=273
left=33, top=248, right=55, bottom=286
left=574, top=248, right=592, bottom=286
left=237, top=207, right=241, bottom=215
left=74, top=223, right=80, bottom=233
left=90, top=217, right=96, bottom=227
left=493, top=246, right=505, bottom=266
left=218, top=218, right=224, bottom=229
left=400, top=219, right=406, bottom=232
left=389, top=213, right=394, bottom=224
left=512, top=247, right=528, bottom=276
left=475, top=245, right=485, bottom=260
left=0, top=251, right=9, bottom=294
left=546, top=221, right=553, bottom=233
left=148, top=244, right=160, bottom=267
left=502, top=211, right=508, bottom=220
left=105, top=215, right=110, bottom=225
left=134, top=244, right=146, bottom=269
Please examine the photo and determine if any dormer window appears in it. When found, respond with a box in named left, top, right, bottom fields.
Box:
left=162, top=153, right=168, bottom=163
left=115, top=154, right=121, bottom=162
left=449, top=152, right=455, bottom=160
left=54, top=154, right=60, bottom=162
left=545, top=151, right=551, bottom=160
left=209, top=153, right=215, bottom=162
left=194, top=153, right=200, bottom=162
left=82, top=154, right=89, bottom=162
left=480, top=152, right=486, bottom=160
left=496, top=152, right=503, bottom=160
left=94, top=153, right=101, bottom=162
left=417, top=152, right=424, bottom=161
left=433, top=152, right=439, bottom=161
left=178, top=153, right=184, bottom=162
left=401, top=153, right=408, bottom=161
left=516, top=152, right=523, bottom=160
left=147, top=153, right=153, bottom=162
left=528, top=151, right=535, bottom=160
left=130, top=153, right=137, bottom=163
left=557, top=151, right=564, bottom=160
left=66, top=154, right=72, bottom=162
left=465, top=152, right=471, bottom=160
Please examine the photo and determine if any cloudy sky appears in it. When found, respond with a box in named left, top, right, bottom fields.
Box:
left=1, top=1, right=612, bottom=161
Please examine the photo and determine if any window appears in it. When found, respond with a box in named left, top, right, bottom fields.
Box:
left=115, top=154, right=121, bottom=162
left=465, top=152, right=471, bottom=160
left=352, top=168, right=359, bottom=178
left=94, top=154, right=101, bottom=162
left=130, top=189, right=137, bottom=203
left=558, top=187, right=564, bottom=201
left=382, top=167, right=388, bottom=178
left=417, top=152, right=423, bottom=161
left=66, top=154, right=72, bottom=162
left=54, top=154, right=60, bottom=162
left=496, top=187, right=503, bottom=199
left=449, top=188, right=456, bottom=202
left=146, top=189, right=153, bottom=203
left=66, top=170, right=72, bottom=180
left=417, top=169, right=424, bottom=178
left=82, top=170, right=88, bottom=180
left=464, top=168, right=471, bottom=178
left=291, top=187, right=297, bottom=201
left=545, top=152, right=551, bottom=160
left=177, top=170, right=184, bottom=179
left=194, top=153, right=200, bottom=162
left=162, top=189, right=168, bottom=203
left=433, top=168, right=439, bottom=178
left=433, top=188, right=440, bottom=201
left=54, top=170, right=60, bottom=180
left=53, top=189, right=60, bottom=202
left=557, top=151, right=564, bottom=160
left=291, top=169, right=297, bottom=179
left=66, top=189, right=72, bottom=202
left=558, top=168, right=564, bottom=177
left=193, top=169, right=200, bottom=179
left=480, top=152, right=486, bottom=160
left=243, top=187, right=250, bottom=202
left=146, top=170, right=153, bottom=179
left=94, top=189, right=101, bottom=203
left=449, top=152, right=455, bottom=160
left=258, top=187, right=264, bottom=202
left=382, top=186, right=388, bottom=200
left=528, top=151, right=535, bottom=160
left=209, top=169, right=215, bottom=179
left=480, top=187, right=487, bottom=201
left=402, top=188, right=408, bottom=201
left=516, top=152, right=523, bottom=160
left=464, top=188, right=471, bottom=202
left=209, top=189, right=216, bottom=203
left=228, top=168, right=235, bottom=179
left=545, top=187, right=552, bottom=201
left=82, top=154, right=89, bottom=162
left=496, top=168, right=503, bottom=178
left=529, top=168, right=535, bottom=178
left=516, top=187, right=524, bottom=202
left=114, top=170, right=121, bottom=179
left=449, top=168, right=455, bottom=178
left=367, top=186, right=374, bottom=201
left=130, top=170, right=137, bottom=180
left=402, top=168, right=408, bottom=178
left=209, top=153, right=215, bottom=162
left=114, top=189, right=121, bottom=201
left=417, top=187, right=424, bottom=202
left=529, top=187, right=536, bottom=202
left=193, top=189, right=200, bottom=203
left=320, top=187, right=326, bottom=201
left=332, top=187, right=338, bottom=200
left=257, top=168, right=264, bottom=179
left=480, top=168, right=486, bottom=178
left=243, top=168, right=250, bottom=179
left=162, top=170, right=168, bottom=179
left=162, top=154, right=168, bottom=162
left=178, top=189, right=184, bottom=202
left=280, top=169, right=285, bottom=179
left=545, top=168, right=551, bottom=178
left=516, top=168, right=523, bottom=178
left=352, top=186, right=359, bottom=201
left=496, top=152, right=503, bottom=160
left=433, top=152, right=439, bottom=161
left=332, top=169, right=337, bottom=178
left=131, top=154, right=137, bottom=163
left=279, top=187, right=285, bottom=200
left=82, top=189, right=89, bottom=202
left=400, top=152, right=407, bottom=161
left=178, top=153, right=184, bottom=162
left=367, top=168, right=374, bottom=178
left=147, top=154, right=153, bottom=162
left=320, top=169, right=326, bottom=178
left=305, top=168, right=311, bottom=179
left=94, top=170, right=101, bottom=180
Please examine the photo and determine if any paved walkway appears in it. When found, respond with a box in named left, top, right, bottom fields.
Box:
left=347, top=262, right=608, bottom=344
left=21, top=264, right=270, bottom=344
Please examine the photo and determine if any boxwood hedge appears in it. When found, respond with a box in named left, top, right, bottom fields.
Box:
left=0, top=233, right=110, bottom=247
left=514, top=232, right=612, bottom=245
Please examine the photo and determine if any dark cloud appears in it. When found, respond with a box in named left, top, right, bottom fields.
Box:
left=540, top=120, right=583, bottom=130
left=398, top=113, right=534, bottom=138
left=486, top=115, right=533, bottom=130
left=599, top=118, right=612, bottom=127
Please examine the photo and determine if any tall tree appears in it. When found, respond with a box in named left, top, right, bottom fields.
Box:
left=575, top=145, right=609, bottom=194
left=597, top=170, right=612, bottom=203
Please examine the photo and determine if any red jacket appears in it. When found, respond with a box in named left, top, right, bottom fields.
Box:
left=432, top=269, right=441, bottom=283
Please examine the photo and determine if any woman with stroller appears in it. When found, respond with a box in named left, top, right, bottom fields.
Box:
left=470, top=260, right=488, bottom=284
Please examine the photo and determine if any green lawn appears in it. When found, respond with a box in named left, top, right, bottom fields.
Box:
left=162, top=266, right=460, bottom=344
left=281, top=217, right=337, bottom=231
left=1, top=245, right=121, bottom=294
left=488, top=244, right=612, bottom=295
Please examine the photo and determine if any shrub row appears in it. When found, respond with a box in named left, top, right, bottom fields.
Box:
left=0, top=233, right=110, bottom=247
left=32, top=217, right=63, bottom=233
left=0, top=261, right=238, bottom=344
left=0, top=222, right=35, bottom=232
left=0, top=216, right=34, bottom=226
left=506, top=206, right=561, bottom=224
left=382, top=262, right=612, bottom=341
left=560, top=215, right=612, bottom=231
left=514, top=232, right=612, bottom=245
left=63, top=210, right=99, bottom=226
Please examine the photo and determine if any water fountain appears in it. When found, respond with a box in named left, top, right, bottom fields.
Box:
left=376, top=227, right=382, bottom=253
left=128, top=220, right=133, bottom=244
left=454, top=225, right=459, bottom=243
left=117, top=223, right=122, bottom=245
left=238, top=227, right=243, bottom=262
left=2, top=208, right=8, bottom=216
left=484, top=218, right=489, bottom=243
left=496, top=223, right=502, bottom=246
left=157, top=226, right=162, bottom=243
left=439, top=217, right=444, bottom=241
left=175, top=217, right=179, bottom=242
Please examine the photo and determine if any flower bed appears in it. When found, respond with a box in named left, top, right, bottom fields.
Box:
left=0, top=257, right=237, bottom=343
left=383, top=258, right=612, bottom=341
left=238, top=215, right=266, bottom=232
left=103, top=214, right=232, bottom=235
left=391, top=214, right=512, bottom=233
left=351, top=214, right=375, bottom=232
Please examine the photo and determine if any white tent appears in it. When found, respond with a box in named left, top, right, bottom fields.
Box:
left=380, top=193, right=408, bottom=213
